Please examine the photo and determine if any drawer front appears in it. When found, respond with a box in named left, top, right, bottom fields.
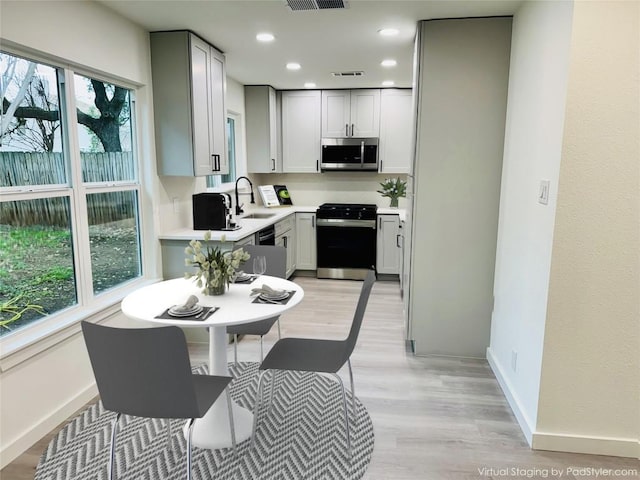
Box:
left=274, top=214, right=294, bottom=236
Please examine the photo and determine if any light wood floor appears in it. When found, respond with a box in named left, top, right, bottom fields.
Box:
left=3, top=277, right=638, bottom=480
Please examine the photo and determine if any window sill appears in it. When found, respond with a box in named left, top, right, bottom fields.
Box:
left=0, top=276, right=162, bottom=372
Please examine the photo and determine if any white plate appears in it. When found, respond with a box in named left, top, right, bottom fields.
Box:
left=168, top=305, right=203, bottom=317
left=260, top=291, right=289, bottom=301
left=234, top=272, right=252, bottom=282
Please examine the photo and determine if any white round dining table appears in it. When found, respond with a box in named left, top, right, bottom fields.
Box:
left=120, top=275, right=304, bottom=450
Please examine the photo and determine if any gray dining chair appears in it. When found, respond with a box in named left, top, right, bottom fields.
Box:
left=228, top=244, right=286, bottom=363
left=81, top=321, right=236, bottom=480
left=251, top=270, right=375, bottom=457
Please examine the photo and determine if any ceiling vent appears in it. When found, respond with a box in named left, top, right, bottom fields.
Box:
left=286, top=0, right=349, bottom=11
left=331, top=71, right=364, bottom=77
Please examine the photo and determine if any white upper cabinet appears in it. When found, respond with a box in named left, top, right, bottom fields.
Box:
left=245, top=85, right=280, bottom=173
left=379, top=89, right=413, bottom=174
left=150, top=31, right=228, bottom=176
left=282, top=90, right=322, bottom=173
left=321, top=89, right=380, bottom=138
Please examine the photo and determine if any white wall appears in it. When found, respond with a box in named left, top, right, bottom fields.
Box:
left=535, top=0, right=640, bottom=458
left=0, top=0, right=156, bottom=467
left=410, top=17, right=512, bottom=357
left=487, top=0, right=573, bottom=443
left=252, top=172, right=409, bottom=209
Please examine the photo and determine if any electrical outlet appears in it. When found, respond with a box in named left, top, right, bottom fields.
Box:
left=538, top=179, right=550, bottom=205
left=511, top=350, right=518, bottom=372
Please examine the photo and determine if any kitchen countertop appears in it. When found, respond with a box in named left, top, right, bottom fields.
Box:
left=159, top=206, right=316, bottom=242
left=159, top=205, right=406, bottom=242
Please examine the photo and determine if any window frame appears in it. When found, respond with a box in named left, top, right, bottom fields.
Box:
left=0, top=49, right=153, bottom=360
left=206, top=110, right=245, bottom=192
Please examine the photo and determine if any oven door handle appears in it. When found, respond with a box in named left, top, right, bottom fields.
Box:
left=316, top=218, right=376, bottom=228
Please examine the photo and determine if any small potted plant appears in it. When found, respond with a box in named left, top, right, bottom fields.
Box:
left=184, top=232, right=250, bottom=295
left=377, top=177, right=407, bottom=208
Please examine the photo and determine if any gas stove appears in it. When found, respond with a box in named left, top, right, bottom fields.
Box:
left=316, top=203, right=377, bottom=220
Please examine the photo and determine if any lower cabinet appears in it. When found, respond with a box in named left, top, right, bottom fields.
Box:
left=235, top=234, right=255, bottom=248
left=276, top=232, right=296, bottom=278
left=275, top=215, right=296, bottom=278
left=295, top=212, right=317, bottom=270
left=161, top=236, right=254, bottom=280
left=376, top=215, right=401, bottom=275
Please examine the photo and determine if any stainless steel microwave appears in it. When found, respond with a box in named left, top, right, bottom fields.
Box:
left=320, top=138, right=379, bottom=171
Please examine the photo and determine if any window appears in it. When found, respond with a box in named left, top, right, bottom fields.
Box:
left=207, top=115, right=238, bottom=188
left=0, top=51, right=143, bottom=338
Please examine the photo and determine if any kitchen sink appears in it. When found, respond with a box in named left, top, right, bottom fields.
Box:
left=240, top=213, right=276, bottom=219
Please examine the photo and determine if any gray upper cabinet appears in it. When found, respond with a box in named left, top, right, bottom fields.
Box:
left=245, top=85, right=280, bottom=173
left=321, top=89, right=380, bottom=138
left=379, top=89, right=413, bottom=174
left=281, top=90, right=322, bottom=173
left=150, top=31, right=228, bottom=176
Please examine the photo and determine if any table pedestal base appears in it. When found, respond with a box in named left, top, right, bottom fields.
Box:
left=183, top=325, right=254, bottom=450
left=183, top=399, right=253, bottom=450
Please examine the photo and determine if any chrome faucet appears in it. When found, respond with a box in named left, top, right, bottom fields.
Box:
left=234, top=176, right=255, bottom=216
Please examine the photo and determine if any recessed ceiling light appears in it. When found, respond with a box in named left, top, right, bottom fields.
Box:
left=286, top=62, right=301, bottom=71
left=304, top=82, right=316, bottom=88
left=256, top=32, right=275, bottom=42
left=382, top=80, right=395, bottom=87
left=378, top=28, right=399, bottom=37
left=381, top=59, right=397, bottom=67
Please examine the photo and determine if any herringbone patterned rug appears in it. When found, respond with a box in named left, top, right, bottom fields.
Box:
left=35, top=362, right=374, bottom=479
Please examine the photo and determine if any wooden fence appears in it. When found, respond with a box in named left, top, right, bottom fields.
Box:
left=1, top=152, right=137, bottom=227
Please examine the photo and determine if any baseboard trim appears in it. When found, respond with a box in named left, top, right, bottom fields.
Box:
left=533, top=432, right=640, bottom=459
left=0, top=382, right=98, bottom=469
left=487, top=349, right=639, bottom=459
left=486, top=347, right=535, bottom=445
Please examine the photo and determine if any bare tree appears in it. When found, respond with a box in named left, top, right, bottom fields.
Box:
left=1, top=55, right=129, bottom=152
left=2, top=75, right=59, bottom=152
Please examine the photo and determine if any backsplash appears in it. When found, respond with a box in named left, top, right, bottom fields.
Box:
left=251, top=172, right=408, bottom=208
left=157, top=172, right=408, bottom=233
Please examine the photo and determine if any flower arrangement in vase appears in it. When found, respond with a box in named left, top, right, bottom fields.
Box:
left=377, top=177, right=407, bottom=208
left=184, top=232, right=250, bottom=295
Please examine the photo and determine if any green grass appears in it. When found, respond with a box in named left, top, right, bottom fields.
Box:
left=0, top=223, right=139, bottom=336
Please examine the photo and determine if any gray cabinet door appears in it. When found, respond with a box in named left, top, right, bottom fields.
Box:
left=150, top=31, right=227, bottom=176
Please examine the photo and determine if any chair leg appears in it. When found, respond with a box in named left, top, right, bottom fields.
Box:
left=268, top=369, right=277, bottom=409
left=166, top=418, right=172, bottom=452
left=347, top=358, right=357, bottom=426
left=108, top=412, right=121, bottom=480
left=186, top=418, right=195, bottom=480
left=260, top=336, right=265, bottom=362
left=225, top=388, right=237, bottom=455
left=277, top=318, right=281, bottom=339
left=251, top=370, right=267, bottom=449
left=332, top=373, right=351, bottom=458
left=234, top=334, right=238, bottom=365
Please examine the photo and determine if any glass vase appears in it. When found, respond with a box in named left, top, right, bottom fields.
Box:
left=389, top=197, right=399, bottom=208
left=205, top=281, right=227, bottom=296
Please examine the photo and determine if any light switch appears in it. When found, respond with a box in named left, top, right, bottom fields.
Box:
left=538, top=180, right=550, bottom=205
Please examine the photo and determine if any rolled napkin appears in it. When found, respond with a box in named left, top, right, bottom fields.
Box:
left=250, top=284, right=287, bottom=296
left=172, top=294, right=199, bottom=312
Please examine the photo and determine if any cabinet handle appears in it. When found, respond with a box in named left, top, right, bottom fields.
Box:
left=378, top=217, right=381, bottom=230
left=211, top=154, right=220, bottom=172
left=316, top=159, right=319, bottom=172
left=345, top=124, right=349, bottom=136
left=396, top=234, right=402, bottom=248
left=271, top=158, right=276, bottom=171
left=351, top=123, right=354, bottom=137
left=312, top=216, right=315, bottom=228
left=284, top=236, right=288, bottom=248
